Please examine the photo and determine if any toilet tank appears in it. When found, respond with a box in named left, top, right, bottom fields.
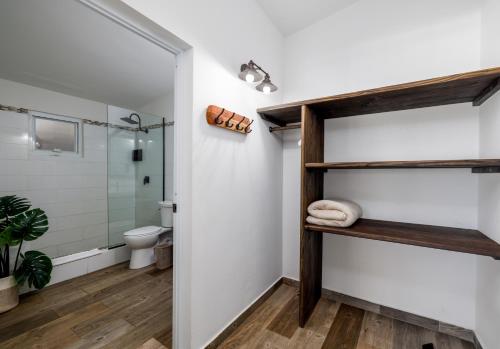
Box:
left=159, top=201, right=173, bottom=228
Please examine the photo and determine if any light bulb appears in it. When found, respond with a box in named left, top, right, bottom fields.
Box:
left=245, top=74, right=255, bottom=83
left=263, top=85, right=271, bottom=94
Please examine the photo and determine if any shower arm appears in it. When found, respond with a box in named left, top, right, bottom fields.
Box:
left=129, top=113, right=148, bottom=133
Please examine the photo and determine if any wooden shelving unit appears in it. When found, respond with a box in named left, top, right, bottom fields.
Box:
left=257, top=67, right=500, bottom=328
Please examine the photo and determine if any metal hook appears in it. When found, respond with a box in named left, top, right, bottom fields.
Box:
left=215, top=108, right=225, bottom=124
left=236, top=116, right=246, bottom=131
left=225, top=113, right=236, bottom=128
left=244, top=119, right=254, bottom=133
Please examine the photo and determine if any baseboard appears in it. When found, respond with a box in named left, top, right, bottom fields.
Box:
left=19, top=245, right=131, bottom=294
left=204, top=277, right=283, bottom=348
left=199, top=276, right=485, bottom=349
left=283, top=277, right=483, bottom=349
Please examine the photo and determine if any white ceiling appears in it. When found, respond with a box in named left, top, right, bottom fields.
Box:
left=256, top=0, right=361, bottom=36
left=0, top=0, right=175, bottom=110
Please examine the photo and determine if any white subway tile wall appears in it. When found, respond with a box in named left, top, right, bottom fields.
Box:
left=0, top=110, right=108, bottom=258
left=1, top=98, right=170, bottom=257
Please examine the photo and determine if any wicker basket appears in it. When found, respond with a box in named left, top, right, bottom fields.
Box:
left=154, top=243, right=173, bottom=270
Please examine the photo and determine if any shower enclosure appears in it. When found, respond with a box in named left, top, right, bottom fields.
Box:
left=107, top=106, right=164, bottom=247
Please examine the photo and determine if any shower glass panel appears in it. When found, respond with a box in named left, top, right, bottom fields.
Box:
left=107, top=106, right=164, bottom=247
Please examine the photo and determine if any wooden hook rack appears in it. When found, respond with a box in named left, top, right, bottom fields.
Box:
left=206, top=105, right=253, bottom=134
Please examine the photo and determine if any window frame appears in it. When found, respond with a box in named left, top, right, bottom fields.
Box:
left=29, top=111, right=83, bottom=158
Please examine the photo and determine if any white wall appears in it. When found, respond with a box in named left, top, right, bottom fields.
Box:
left=121, top=1, right=284, bottom=348
left=0, top=78, right=108, bottom=258
left=477, top=0, right=500, bottom=347
left=282, top=0, right=482, bottom=329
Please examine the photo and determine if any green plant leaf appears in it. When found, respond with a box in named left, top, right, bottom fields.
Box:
left=9, top=209, right=49, bottom=244
left=14, top=250, right=52, bottom=290
left=0, top=227, right=13, bottom=246
left=0, top=196, right=31, bottom=218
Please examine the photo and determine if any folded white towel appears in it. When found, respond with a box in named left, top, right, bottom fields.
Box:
left=306, top=199, right=362, bottom=227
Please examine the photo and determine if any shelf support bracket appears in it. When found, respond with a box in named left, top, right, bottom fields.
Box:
left=260, top=114, right=287, bottom=127
left=473, top=78, right=500, bottom=106
left=269, top=123, right=301, bottom=133
left=472, top=167, right=500, bottom=174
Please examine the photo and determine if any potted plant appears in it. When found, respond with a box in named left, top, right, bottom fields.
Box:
left=0, top=195, right=52, bottom=313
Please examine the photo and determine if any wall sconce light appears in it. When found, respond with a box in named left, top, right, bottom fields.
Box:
left=239, top=60, right=278, bottom=94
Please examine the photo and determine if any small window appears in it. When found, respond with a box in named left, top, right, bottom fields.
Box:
left=31, top=112, right=82, bottom=156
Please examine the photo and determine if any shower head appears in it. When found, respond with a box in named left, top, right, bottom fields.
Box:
left=120, top=113, right=148, bottom=133
left=120, top=114, right=139, bottom=124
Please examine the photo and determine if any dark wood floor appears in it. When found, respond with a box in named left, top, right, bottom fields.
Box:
left=0, top=265, right=475, bottom=349
left=217, top=284, right=474, bottom=349
left=0, top=262, right=172, bottom=349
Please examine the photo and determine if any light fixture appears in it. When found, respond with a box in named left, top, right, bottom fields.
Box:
left=239, top=60, right=278, bottom=93
left=239, top=61, right=263, bottom=83
left=256, top=75, right=278, bottom=94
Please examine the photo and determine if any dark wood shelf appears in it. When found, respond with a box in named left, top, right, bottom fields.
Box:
left=292, top=68, right=500, bottom=328
left=305, top=159, right=500, bottom=171
left=258, top=67, right=500, bottom=126
left=305, top=219, right=500, bottom=259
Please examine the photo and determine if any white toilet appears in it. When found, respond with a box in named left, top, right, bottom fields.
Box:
left=123, top=201, right=173, bottom=269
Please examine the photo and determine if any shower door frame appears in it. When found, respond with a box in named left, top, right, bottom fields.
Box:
left=77, top=2, right=193, bottom=348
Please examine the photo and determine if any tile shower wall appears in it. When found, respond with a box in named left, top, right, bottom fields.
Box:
left=0, top=79, right=171, bottom=257
left=0, top=109, right=108, bottom=258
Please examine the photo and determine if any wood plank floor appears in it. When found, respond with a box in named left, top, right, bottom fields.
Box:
left=0, top=262, right=172, bottom=349
left=217, top=284, right=475, bottom=349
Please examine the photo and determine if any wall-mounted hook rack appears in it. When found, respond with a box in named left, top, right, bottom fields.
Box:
left=206, top=105, right=253, bottom=134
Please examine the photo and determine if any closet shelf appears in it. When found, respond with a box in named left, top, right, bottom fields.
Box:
left=305, top=159, right=500, bottom=171
left=305, top=219, right=500, bottom=259
left=287, top=67, right=500, bottom=327
left=257, top=67, right=500, bottom=126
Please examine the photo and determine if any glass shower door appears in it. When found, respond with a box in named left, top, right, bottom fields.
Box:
left=107, top=106, right=164, bottom=247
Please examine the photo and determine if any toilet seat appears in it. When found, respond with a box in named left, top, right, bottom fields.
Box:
left=123, top=226, right=162, bottom=237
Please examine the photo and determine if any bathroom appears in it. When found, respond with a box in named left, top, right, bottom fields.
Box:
left=0, top=1, right=176, bottom=347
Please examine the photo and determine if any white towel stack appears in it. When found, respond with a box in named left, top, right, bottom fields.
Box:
left=306, top=199, right=362, bottom=228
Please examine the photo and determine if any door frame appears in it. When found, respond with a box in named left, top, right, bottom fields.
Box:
left=77, top=1, right=193, bottom=348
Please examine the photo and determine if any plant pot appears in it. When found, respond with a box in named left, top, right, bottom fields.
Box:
left=0, top=276, right=19, bottom=313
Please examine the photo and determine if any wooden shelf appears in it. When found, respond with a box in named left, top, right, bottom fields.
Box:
left=291, top=68, right=500, bottom=328
left=305, top=219, right=500, bottom=259
left=258, top=67, right=500, bottom=126
left=305, top=159, right=500, bottom=171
